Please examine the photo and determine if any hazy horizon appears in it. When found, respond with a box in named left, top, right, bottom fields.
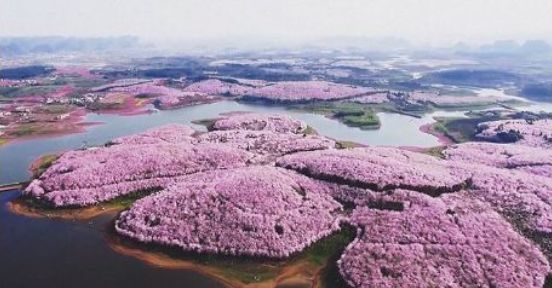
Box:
left=2, top=0, right=552, bottom=47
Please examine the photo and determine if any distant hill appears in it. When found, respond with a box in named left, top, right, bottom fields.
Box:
left=469, top=40, right=552, bottom=57
left=0, top=36, right=141, bottom=57
left=421, top=69, right=519, bottom=88
left=0, top=65, right=54, bottom=79
left=521, top=83, right=552, bottom=101
left=450, top=40, right=552, bottom=59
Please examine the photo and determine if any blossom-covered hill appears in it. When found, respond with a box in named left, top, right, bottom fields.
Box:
left=183, top=79, right=376, bottom=102
left=276, top=147, right=471, bottom=195
left=477, top=118, right=552, bottom=148
left=210, top=113, right=307, bottom=134
left=111, top=124, right=198, bottom=145
left=338, top=190, right=549, bottom=288
left=198, top=130, right=335, bottom=160
left=24, top=142, right=252, bottom=206
left=115, top=166, right=343, bottom=258
left=444, top=142, right=552, bottom=177
left=23, top=112, right=552, bottom=287
left=24, top=114, right=336, bottom=206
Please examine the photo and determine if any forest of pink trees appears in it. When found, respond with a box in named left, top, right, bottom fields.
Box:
left=83, top=77, right=512, bottom=109
left=116, top=167, right=343, bottom=258
left=25, top=112, right=552, bottom=287
left=477, top=118, right=552, bottom=148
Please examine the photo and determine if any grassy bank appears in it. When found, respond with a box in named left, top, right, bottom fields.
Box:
left=292, top=102, right=381, bottom=130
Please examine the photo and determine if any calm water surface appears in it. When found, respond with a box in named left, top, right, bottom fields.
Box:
left=0, top=190, right=224, bottom=288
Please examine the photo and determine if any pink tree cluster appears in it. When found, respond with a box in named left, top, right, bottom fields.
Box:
left=459, top=163, right=552, bottom=233
left=275, top=146, right=552, bottom=245
left=25, top=117, right=338, bottom=206
left=276, top=147, right=470, bottom=195
left=115, top=167, right=342, bottom=258
left=183, top=79, right=252, bottom=95
left=197, top=130, right=335, bottom=161
left=24, top=113, right=552, bottom=286
left=108, top=81, right=218, bottom=109
left=111, top=124, right=198, bottom=145
left=444, top=142, right=552, bottom=177
left=477, top=119, right=552, bottom=148
left=338, top=190, right=549, bottom=288
left=276, top=145, right=552, bottom=236
left=154, top=93, right=218, bottom=109
left=183, top=79, right=375, bottom=102
left=24, top=142, right=252, bottom=206
left=211, top=113, right=307, bottom=134
left=247, top=81, right=374, bottom=102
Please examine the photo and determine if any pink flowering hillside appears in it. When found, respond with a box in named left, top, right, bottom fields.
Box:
left=22, top=113, right=552, bottom=285
left=459, top=163, right=552, bottom=233
left=24, top=143, right=251, bottom=207
left=183, top=79, right=252, bottom=95
left=245, top=81, right=373, bottom=102
left=444, top=142, right=552, bottom=177
left=109, top=82, right=220, bottom=109
left=111, top=124, right=198, bottom=145
left=338, top=190, right=550, bottom=288
left=184, top=79, right=375, bottom=103
left=115, top=167, right=342, bottom=258
left=277, top=145, right=552, bottom=238
left=211, top=113, right=307, bottom=134
left=276, top=147, right=470, bottom=196
left=197, top=130, right=335, bottom=160
left=477, top=119, right=552, bottom=148
left=441, top=143, right=552, bottom=234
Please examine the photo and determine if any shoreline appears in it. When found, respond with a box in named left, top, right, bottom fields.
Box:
left=106, top=228, right=337, bottom=288
left=7, top=198, right=124, bottom=220
left=0, top=121, right=104, bottom=147
left=7, top=192, right=347, bottom=288
left=419, top=122, right=455, bottom=145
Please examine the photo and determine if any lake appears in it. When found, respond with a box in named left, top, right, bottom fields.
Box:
left=0, top=101, right=464, bottom=185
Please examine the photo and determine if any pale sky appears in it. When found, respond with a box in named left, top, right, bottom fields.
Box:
left=1, top=0, right=552, bottom=45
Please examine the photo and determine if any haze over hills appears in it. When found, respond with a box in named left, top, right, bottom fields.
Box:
left=0, top=36, right=143, bottom=57
left=1, top=35, right=551, bottom=57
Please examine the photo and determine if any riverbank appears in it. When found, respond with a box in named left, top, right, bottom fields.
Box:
left=107, top=224, right=355, bottom=288
left=5, top=188, right=355, bottom=288
left=419, top=122, right=456, bottom=145
left=7, top=198, right=123, bottom=220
